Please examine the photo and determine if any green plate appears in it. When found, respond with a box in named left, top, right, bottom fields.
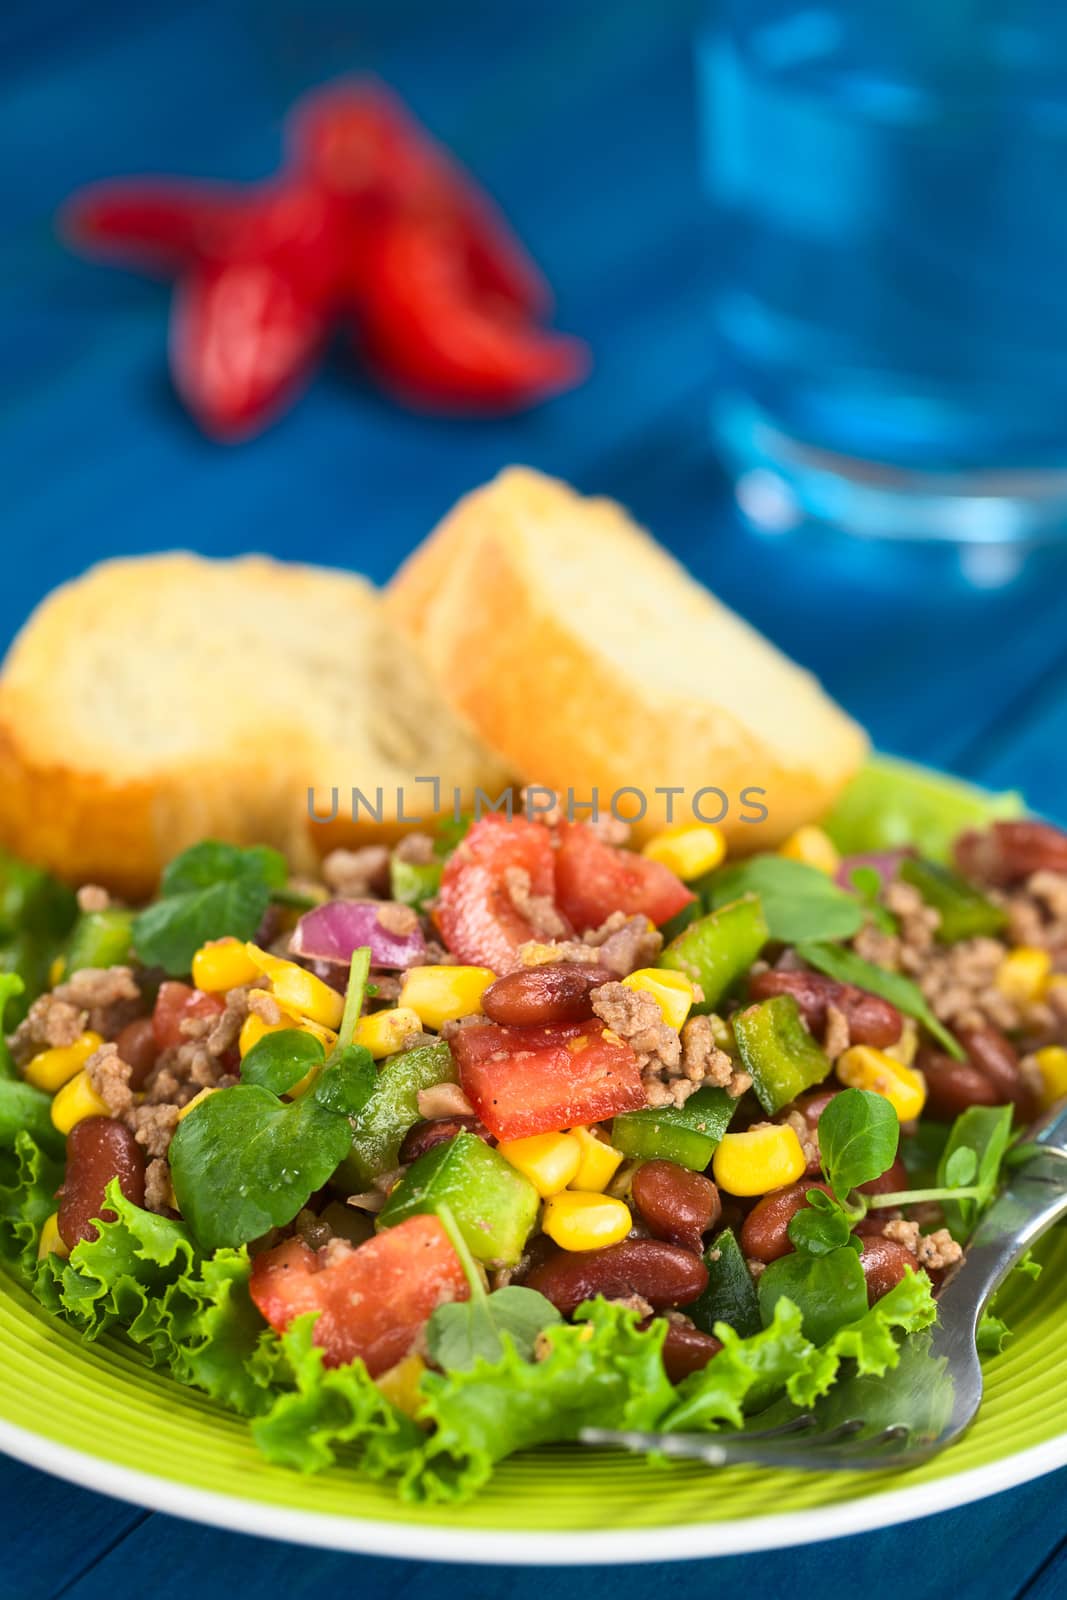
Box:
left=0, top=759, right=1063, bottom=1564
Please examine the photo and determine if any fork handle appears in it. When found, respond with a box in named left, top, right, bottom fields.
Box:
left=935, top=1143, right=1067, bottom=1336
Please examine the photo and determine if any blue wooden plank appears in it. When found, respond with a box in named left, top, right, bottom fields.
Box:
left=0, top=1457, right=145, bottom=1600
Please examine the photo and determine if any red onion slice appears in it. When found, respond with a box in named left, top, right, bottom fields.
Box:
left=291, top=899, right=426, bottom=970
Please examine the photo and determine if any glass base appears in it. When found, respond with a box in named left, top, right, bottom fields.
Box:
left=714, top=394, right=1067, bottom=585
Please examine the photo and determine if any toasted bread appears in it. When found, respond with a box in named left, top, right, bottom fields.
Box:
left=0, top=554, right=510, bottom=896
left=387, top=468, right=868, bottom=847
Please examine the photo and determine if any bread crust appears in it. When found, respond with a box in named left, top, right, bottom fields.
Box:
left=387, top=468, right=868, bottom=848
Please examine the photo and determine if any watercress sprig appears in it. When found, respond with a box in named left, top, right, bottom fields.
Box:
left=426, top=1203, right=561, bottom=1371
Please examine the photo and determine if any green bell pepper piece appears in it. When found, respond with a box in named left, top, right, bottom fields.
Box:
left=687, top=1227, right=761, bottom=1339
left=334, top=1038, right=455, bottom=1192
left=65, top=908, right=136, bottom=975
left=898, top=857, right=1007, bottom=944
left=733, top=994, right=831, bottom=1116
left=389, top=856, right=443, bottom=913
left=377, top=1130, right=539, bottom=1266
left=612, top=1085, right=736, bottom=1172
left=658, top=895, right=768, bottom=1013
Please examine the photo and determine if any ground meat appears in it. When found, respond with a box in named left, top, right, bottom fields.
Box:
left=588, top=814, right=632, bottom=846
left=139, top=986, right=245, bottom=1114
left=376, top=901, right=420, bottom=937
left=76, top=884, right=111, bottom=914
left=998, top=871, right=1067, bottom=960
left=746, top=1258, right=767, bottom=1279
left=8, top=994, right=87, bottom=1064
left=917, top=936, right=1019, bottom=1034
left=204, top=984, right=253, bottom=1055
left=247, top=989, right=285, bottom=1026
left=394, top=832, right=436, bottom=866
left=85, top=1042, right=134, bottom=1115
left=321, top=846, right=391, bottom=899
left=144, top=1157, right=173, bottom=1214
left=54, top=966, right=142, bottom=1039
left=608, top=1293, right=654, bottom=1319
left=125, top=1102, right=181, bottom=1159
left=416, top=1082, right=473, bottom=1118
left=883, top=1218, right=963, bottom=1270
left=823, top=1002, right=851, bottom=1062
left=854, top=883, right=941, bottom=976
left=505, top=866, right=569, bottom=940
left=518, top=938, right=601, bottom=967
left=584, top=912, right=663, bottom=976
left=592, top=983, right=681, bottom=1084
left=679, top=1013, right=751, bottom=1099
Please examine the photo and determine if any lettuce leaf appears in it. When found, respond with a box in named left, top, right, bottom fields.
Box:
left=406, top=1299, right=675, bottom=1503
left=35, top=1181, right=280, bottom=1416
left=823, top=756, right=1023, bottom=864
left=252, top=1316, right=422, bottom=1476
left=665, top=1268, right=937, bottom=1430
left=0, top=1130, right=63, bottom=1276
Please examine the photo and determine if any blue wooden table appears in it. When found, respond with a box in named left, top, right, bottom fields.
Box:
left=2, top=2, right=1066, bottom=1594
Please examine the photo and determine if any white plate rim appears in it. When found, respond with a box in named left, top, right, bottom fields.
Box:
left=2, top=1415, right=1065, bottom=1565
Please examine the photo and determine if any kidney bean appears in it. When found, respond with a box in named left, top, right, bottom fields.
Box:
left=640, top=1316, right=722, bottom=1382
left=481, top=963, right=611, bottom=1027
left=955, top=820, right=1067, bottom=887
left=113, top=1017, right=159, bottom=1091
left=958, top=1027, right=1036, bottom=1120
left=739, top=1180, right=834, bottom=1264
left=630, top=1161, right=721, bottom=1254
left=398, top=1115, right=490, bottom=1164
left=524, top=1239, right=708, bottom=1318
left=858, top=1155, right=908, bottom=1198
left=57, top=1116, right=146, bottom=1249
left=749, top=970, right=902, bottom=1048
left=794, top=1088, right=841, bottom=1128
left=921, top=1051, right=1002, bottom=1120
left=859, top=1235, right=914, bottom=1303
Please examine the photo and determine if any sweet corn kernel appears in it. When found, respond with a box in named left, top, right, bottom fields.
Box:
left=568, top=1126, right=625, bottom=1193
left=883, top=1018, right=919, bottom=1069
left=245, top=944, right=345, bottom=1029
left=177, top=1087, right=218, bottom=1122
left=836, top=1045, right=927, bottom=1122
left=399, top=965, right=495, bottom=1031
left=621, top=967, right=696, bottom=1030
left=354, top=1007, right=423, bottom=1060
left=712, top=1124, right=806, bottom=1197
left=541, top=1190, right=633, bottom=1251
left=37, top=1212, right=68, bottom=1260
left=192, top=936, right=261, bottom=993
left=498, top=1132, right=582, bottom=1198
left=375, top=1352, right=428, bottom=1421
left=778, top=825, right=841, bottom=876
left=51, top=1069, right=109, bottom=1134
left=642, top=823, right=726, bottom=881
left=48, top=955, right=66, bottom=987
left=1032, top=1046, right=1067, bottom=1110
left=996, top=946, right=1052, bottom=1007
left=23, top=1030, right=104, bottom=1093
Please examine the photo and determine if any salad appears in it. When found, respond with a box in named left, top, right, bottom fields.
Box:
left=1, top=765, right=1065, bottom=1504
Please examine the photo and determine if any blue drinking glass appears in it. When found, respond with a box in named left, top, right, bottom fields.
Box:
left=698, top=2, right=1067, bottom=563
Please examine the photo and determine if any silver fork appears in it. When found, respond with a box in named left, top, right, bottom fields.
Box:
left=581, top=1100, right=1067, bottom=1472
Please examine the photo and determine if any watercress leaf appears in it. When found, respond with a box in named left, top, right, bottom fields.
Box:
left=787, top=1195, right=855, bottom=1256
left=426, top=1286, right=561, bottom=1373
left=240, top=1030, right=324, bottom=1096
left=796, top=939, right=965, bottom=1060
left=134, top=841, right=287, bottom=976
left=936, top=1104, right=1013, bottom=1240
left=169, top=1083, right=354, bottom=1251
left=313, top=1045, right=376, bottom=1116
left=758, top=1244, right=868, bottom=1347
left=944, top=1146, right=978, bottom=1189
left=818, top=1087, right=900, bottom=1202
left=703, top=857, right=864, bottom=943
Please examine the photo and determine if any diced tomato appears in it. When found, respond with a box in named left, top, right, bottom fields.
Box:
left=453, top=1017, right=646, bottom=1141
left=435, top=814, right=563, bottom=971
left=553, top=822, right=695, bottom=933
left=248, top=1215, right=469, bottom=1374
left=152, top=981, right=226, bottom=1051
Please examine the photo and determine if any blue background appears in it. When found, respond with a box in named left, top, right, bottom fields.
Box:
left=1, top=1, right=1066, bottom=1595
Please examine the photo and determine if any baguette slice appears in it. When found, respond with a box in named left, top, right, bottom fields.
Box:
left=387, top=468, right=868, bottom=848
left=0, top=554, right=510, bottom=896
